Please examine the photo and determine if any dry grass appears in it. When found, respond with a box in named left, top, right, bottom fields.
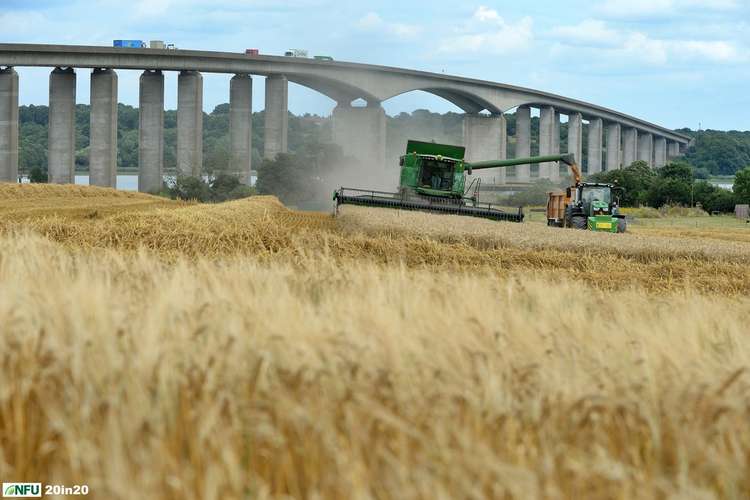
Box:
left=1, top=184, right=750, bottom=499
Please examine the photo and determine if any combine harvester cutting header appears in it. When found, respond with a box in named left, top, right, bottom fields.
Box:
left=334, top=139, right=626, bottom=232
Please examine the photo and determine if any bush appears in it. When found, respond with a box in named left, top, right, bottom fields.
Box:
left=29, top=167, right=47, bottom=183
left=703, top=190, right=737, bottom=214
left=165, top=174, right=255, bottom=203
left=169, top=176, right=211, bottom=201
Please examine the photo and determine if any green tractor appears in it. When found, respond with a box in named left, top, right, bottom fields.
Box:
left=546, top=180, right=627, bottom=233
left=334, top=140, right=577, bottom=223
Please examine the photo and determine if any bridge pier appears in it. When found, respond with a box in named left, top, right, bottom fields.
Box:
left=177, top=70, right=203, bottom=177
left=623, top=128, right=637, bottom=167
left=654, top=137, right=667, bottom=168
left=514, top=106, right=531, bottom=182
left=606, top=123, right=621, bottom=171
left=539, top=106, right=556, bottom=180
left=637, top=132, right=653, bottom=165
left=668, top=141, right=680, bottom=159
left=567, top=113, right=582, bottom=167
left=587, top=118, right=603, bottom=174
left=138, top=70, right=164, bottom=193
left=264, top=75, right=288, bottom=159
left=48, top=67, right=76, bottom=184
left=0, top=68, right=18, bottom=183
left=89, top=69, right=118, bottom=188
left=230, top=74, right=252, bottom=184
left=463, top=113, right=506, bottom=185
left=332, top=101, right=386, bottom=170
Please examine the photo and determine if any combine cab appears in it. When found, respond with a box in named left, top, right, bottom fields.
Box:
left=334, top=140, right=581, bottom=223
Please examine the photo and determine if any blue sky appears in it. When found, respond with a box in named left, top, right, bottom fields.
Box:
left=2, top=0, right=749, bottom=130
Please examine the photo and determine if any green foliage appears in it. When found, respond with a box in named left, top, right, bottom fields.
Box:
left=682, top=129, right=750, bottom=176
left=169, top=176, right=211, bottom=201
left=165, top=173, right=255, bottom=202
left=588, top=161, right=655, bottom=206
left=703, top=189, right=737, bottom=213
left=646, top=178, right=692, bottom=207
left=733, top=167, right=750, bottom=203
left=658, top=161, right=694, bottom=184
left=29, top=167, right=46, bottom=183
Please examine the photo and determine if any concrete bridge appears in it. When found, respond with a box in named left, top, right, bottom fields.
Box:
left=0, top=44, right=691, bottom=189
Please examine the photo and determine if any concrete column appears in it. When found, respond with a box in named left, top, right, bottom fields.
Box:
left=89, top=69, right=118, bottom=188
left=514, top=106, right=531, bottom=182
left=606, top=123, right=621, bottom=171
left=587, top=118, right=603, bottom=174
left=0, top=68, right=18, bottom=183
left=138, top=70, right=164, bottom=193
left=567, top=113, right=583, bottom=165
left=654, top=137, right=667, bottom=168
left=264, top=75, right=288, bottom=159
left=48, top=67, right=76, bottom=184
left=230, top=74, right=252, bottom=184
left=637, top=132, right=653, bottom=165
left=623, top=128, right=637, bottom=167
left=463, top=113, right=506, bottom=185
left=332, top=102, right=386, bottom=171
left=550, top=111, right=561, bottom=182
left=539, top=106, right=555, bottom=179
left=668, top=141, right=680, bottom=159
left=177, top=70, right=203, bottom=177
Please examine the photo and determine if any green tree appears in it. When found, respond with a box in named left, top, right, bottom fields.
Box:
left=733, top=167, right=750, bottom=204
left=646, top=178, right=692, bottom=207
left=588, top=160, right=655, bottom=206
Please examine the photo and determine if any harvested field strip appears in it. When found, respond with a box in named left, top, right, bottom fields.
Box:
left=0, top=183, right=184, bottom=221
left=1, top=188, right=749, bottom=294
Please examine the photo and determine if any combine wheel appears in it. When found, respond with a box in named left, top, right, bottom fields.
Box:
left=616, top=218, right=627, bottom=233
left=571, top=216, right=587, bottom=230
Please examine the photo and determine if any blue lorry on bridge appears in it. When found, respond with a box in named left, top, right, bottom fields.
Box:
left=113, top=40, right=146, bottom=48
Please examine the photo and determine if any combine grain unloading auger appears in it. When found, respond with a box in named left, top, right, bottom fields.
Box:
left=334, top=140, right=576, bottom=223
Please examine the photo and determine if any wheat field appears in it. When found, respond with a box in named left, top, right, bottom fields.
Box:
left=1, top=184, right=749, bottom=499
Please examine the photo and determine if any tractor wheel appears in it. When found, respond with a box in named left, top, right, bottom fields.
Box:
left=571, top=216, right=587, bottom=230
left=616, top=218, right=627, bottom=233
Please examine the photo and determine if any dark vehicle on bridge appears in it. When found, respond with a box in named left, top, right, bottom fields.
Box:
left=245, top=49, right=259, bottom=56
left=313, top=55, right=334, bottom=61
left=334, top=140, right=580, bottom=223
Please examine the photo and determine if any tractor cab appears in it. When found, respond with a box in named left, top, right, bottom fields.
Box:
left=575, top=183, right=614, bottom=215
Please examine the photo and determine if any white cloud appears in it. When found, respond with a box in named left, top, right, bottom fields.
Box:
left=597, top=0, right=739, bottom=19
left=356, top=12, right=422, bottom=39
left=552, top=18, right=745, bottom=65
left=132, top=0, right=172, bottom=18
left=550, top=19, right=620, bottom=47
left=437, top=7, right=533, bottom=55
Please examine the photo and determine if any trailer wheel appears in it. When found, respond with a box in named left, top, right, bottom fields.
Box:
left=617, top=218, right=627, bottom=233
left=571, top=216, right=587, bottom=230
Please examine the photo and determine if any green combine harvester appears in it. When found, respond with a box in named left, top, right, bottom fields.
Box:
left=333, top=140, right=577, bottom=223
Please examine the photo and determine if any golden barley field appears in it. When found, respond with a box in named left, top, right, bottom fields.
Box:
left=1, top=183, right=749, bottom=500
